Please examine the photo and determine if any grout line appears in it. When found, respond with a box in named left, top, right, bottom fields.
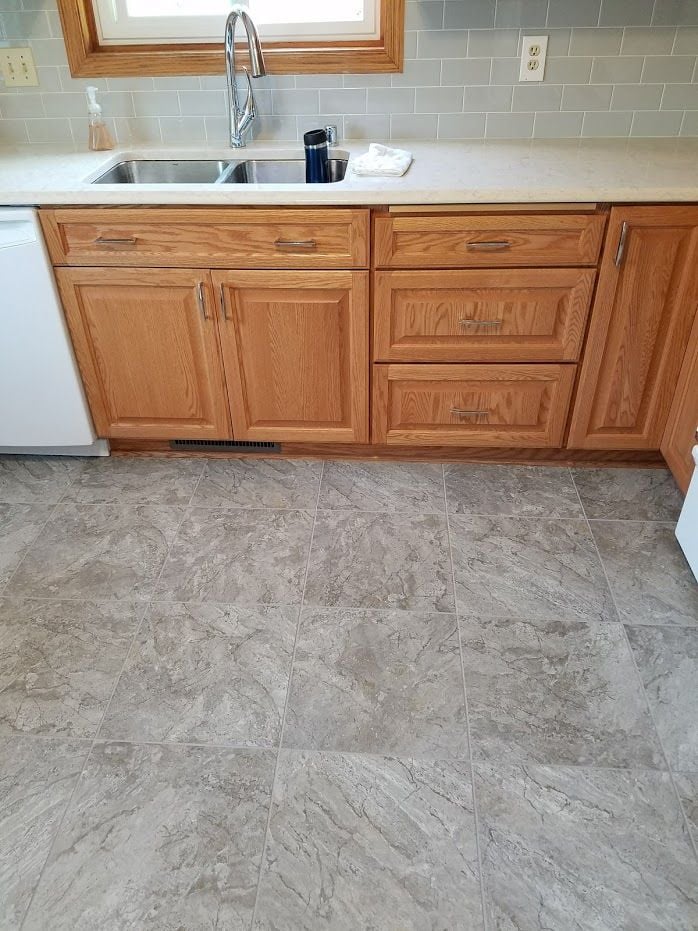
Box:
left=250, top=458, right=325, bottom=925
left=571, top=469, right=698, bottom=865
left=443, top=462, right=490, bottom=930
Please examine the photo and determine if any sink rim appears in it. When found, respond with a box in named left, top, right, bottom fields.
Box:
left=91, top=158, right=234, bottom=185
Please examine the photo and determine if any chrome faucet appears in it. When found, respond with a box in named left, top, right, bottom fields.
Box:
left=225, top=5, right=266, bottom=148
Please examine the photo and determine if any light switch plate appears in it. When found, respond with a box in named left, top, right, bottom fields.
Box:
left=519, top=35, right=548, bottom=83
left=0, top=47, right=39, bottom=87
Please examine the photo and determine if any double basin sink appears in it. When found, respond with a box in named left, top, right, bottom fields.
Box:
left=93, top=157, right=348, bottom=185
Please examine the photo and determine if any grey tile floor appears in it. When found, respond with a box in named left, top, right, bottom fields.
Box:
left=0, top=455, right=697, bottom=930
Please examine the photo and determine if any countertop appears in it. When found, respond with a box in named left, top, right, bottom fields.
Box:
left=0, top=138, right=697, bottom=206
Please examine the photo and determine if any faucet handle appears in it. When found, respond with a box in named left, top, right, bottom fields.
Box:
left=325, top=124, right=338, bottom=145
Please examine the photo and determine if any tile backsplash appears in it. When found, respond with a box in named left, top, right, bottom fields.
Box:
left=1, top=0, right=697, bottom=145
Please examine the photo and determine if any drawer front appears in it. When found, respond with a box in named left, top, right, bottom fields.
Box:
left=373, top=268, right=595, bottom=363
left=374, top=213, right=607, bottom=268
left=40, top=208, right=370, bottom=268
left=372, top=363, right=576, bottom=447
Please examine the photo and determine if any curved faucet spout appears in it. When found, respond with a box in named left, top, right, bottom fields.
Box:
left=225, top=5, right=266, bottom=148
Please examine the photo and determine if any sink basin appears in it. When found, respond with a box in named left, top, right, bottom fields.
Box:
left=93, top=159, right=232, bottom=184
left=221, top=158, right=348, bottom=184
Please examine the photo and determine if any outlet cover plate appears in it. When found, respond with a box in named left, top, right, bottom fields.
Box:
left=519, top=35, right=548, bottom=83
left=1, top=47, right=39, bottom=87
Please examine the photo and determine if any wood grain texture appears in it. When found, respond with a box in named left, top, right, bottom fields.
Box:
left=373, top=268, right=595, bottom=363
left=56, top=0, right=404, bottom=76
left=40, top=208, right=370, bottom=270
left=372, top=363, right=576, bottom=447
left=568, top=206, right=698, bottom=451
left=55, top=267, right=231, bottom=440
left=661, top=308, right=698, bottom=493
left=214, top=270, right=369, bottom=443
left=373, top=213, right=607, bottom=269
left=109, top=440, right=666, bottom=467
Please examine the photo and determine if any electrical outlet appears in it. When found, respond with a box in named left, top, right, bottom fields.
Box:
left=0, top=48, right=39, bottom=87
left=519, top=35, right=548, bottom=83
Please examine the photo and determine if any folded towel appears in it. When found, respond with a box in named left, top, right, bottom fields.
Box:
left=351, top=143, right=413, bottom=177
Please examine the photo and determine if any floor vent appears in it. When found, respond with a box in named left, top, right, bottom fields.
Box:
left=170, top=439, right=282, bottom=453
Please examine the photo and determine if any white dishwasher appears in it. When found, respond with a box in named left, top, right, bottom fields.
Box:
left=0, top=208, right=107, bottom=455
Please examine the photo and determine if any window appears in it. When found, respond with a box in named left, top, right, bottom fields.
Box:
left=94, top=1, right=379, bottom=43
left=56, top=0, right=404, bottom=76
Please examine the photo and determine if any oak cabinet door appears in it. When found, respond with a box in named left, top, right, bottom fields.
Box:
left=662, top=309, right=698, bottom=494
left=56, top=267, right=231, bottom=440
left=214, top=270, right=369, bottom=443
left=568, top=206, right=698, bottom=450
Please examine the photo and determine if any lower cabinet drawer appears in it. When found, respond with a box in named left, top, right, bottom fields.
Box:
left=372, top=363, right=576, bottom=447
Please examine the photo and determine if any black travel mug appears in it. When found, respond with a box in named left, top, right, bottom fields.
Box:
left=304, top=127, right=329, bottom=183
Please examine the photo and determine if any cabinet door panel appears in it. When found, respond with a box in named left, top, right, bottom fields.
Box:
left=215, top=270, right=369, bottom=443
left=662, top=309, right=698, bottom=494
left=56, top=268, right=230, bottom=440
left=568, top=206, right=698, bottom=450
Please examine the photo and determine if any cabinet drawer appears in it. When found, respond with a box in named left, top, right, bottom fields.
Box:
left=372, top=363, right=576, bottom=447
left=373, top=268, right=595, bottom=363
left=40, top=208, right=369, bottom=269
left=374, top=213, right=607, bottom=268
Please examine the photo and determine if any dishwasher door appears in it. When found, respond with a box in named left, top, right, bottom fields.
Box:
left=0, top=208, right=100, bottom=450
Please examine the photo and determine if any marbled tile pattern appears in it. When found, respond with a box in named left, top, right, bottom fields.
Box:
left=0, top=598, right=142, bottom=737
left=318, top=461, right=446, bottom=513
left=0, top=737, right=88, bottom=930
left=476, top=763, right=698, bottom=931
left=446, top=463, right=583, bottom=517
left=0, top=455, right=696, bottom=928
left=461, top=615, right=664, bottom=767
left=6, top=503, right=183, bottom=601
left=572, top=467, right=684, bottom=521
left=22, top=743, right=275, bottom=931
left=592, top=520, right=698, bottom=626
left=450, top=515, right=617, bottom=621
left=193, top=458, right=322, bottom=510
left=283, top=608, right=468, bottom=758
left=254, top=751, right=483, bottom=930
left=305, top=511, right=454, bottom=612
left=100, top=603, right=297, bottom=746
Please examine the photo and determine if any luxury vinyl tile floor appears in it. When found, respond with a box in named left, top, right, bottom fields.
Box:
left=1, top=455, right=697, bottom=930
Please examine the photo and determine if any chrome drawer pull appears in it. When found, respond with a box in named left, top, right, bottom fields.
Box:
left=94, top=236, right=137, bottom=246
left=274, top=238, right=317, bottom=250
left=466, top=240, right=512, bottom=251
left=196, top=281, right=210, bottom=320
left=450, top=408, right=490, bottom=418
left=614, top=221, right=629, bottom=267
left=458, top=319, right=502, bottom=328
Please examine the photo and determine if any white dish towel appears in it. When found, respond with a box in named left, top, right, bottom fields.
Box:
left=351, top=143, right=413, bottom=177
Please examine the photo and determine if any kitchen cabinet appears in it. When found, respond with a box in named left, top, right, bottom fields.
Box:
left=55, top=267, right=231, bottom=440
left=568, top=206, right=698, bottom=450
left=662, top=308, right=698, bottom=494
left=215, top=270, right=369, bottom=443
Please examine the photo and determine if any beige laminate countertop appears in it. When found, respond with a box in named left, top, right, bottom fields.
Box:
left=0, top=138, right=697, bottom=206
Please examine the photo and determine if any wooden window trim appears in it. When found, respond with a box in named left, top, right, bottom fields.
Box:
left=56, top=0, right=405, bottom=76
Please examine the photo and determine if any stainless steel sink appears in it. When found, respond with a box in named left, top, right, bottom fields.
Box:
left=220, top=158, right=348, bottom=184
left=93, top=159, right=232, bottom=184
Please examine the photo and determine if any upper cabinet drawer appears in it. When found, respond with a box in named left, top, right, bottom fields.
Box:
left=40, top=208, right=370, bottom=269
left=374, top=213, right=607, bottom=268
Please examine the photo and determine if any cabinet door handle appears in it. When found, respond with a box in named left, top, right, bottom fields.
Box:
left=196, top=282, right=210, bottom=320
left=218, top=283, right=231, bottom=321
left=274, top=239, right=317, bottom=250
left=450, top=408, right=490, bottom=419
left=94, top=236, right=137, bottom=246
left=466, top=240, right=512, bottom=251
left=458, top=319, right=502, bottom=328
left=614, top=221, right=629, bottom=267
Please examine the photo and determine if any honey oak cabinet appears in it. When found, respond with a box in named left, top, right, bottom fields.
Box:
left=55, top=267, right=231, bottom=440
left=214, top=270, right=370, bottom=443
left=662, top=309, right=698, bottom=493
left=568, top=206, right=698, bottom=450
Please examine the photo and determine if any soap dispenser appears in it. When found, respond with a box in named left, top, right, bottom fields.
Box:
left=86, top=86, right=114, bottom=151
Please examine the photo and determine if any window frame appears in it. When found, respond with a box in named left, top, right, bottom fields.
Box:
left=56, top=0, right=404, bottom=76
